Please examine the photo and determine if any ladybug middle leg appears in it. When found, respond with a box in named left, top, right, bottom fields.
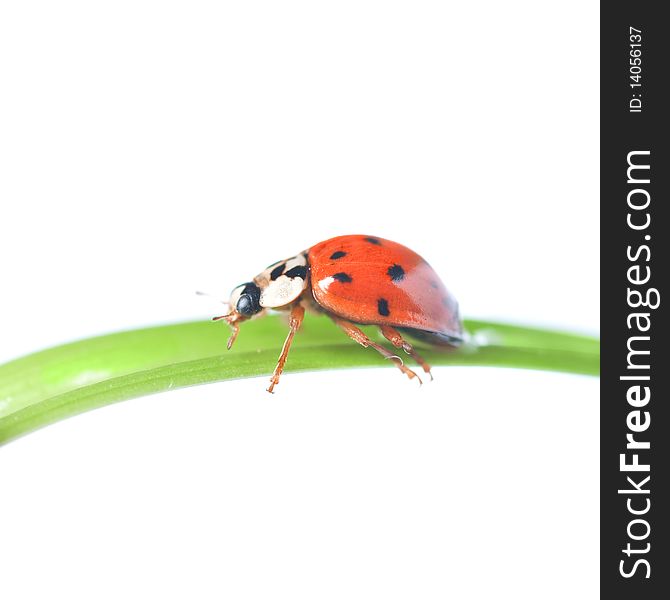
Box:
left=379, top=325, right=434, bottom=381
left=331, top=316, right=422, bottom=384
left=267, top=303, right=305, bottom=393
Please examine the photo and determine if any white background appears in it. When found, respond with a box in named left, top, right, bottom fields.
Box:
left=0, top=1, right=599, bottom=598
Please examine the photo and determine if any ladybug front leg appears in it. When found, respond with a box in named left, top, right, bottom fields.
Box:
left=331, top=317, right=422, bottom=385
left=379, top=325, right=433, bottom=381
left=267, top=303, right=305, bottom=393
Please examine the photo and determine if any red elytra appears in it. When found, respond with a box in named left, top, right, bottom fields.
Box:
left=214, top=234, right=463, bottom=392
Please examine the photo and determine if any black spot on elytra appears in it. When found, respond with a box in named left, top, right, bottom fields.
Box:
left=364, top=237, right=381, bottom=245
left=387, top=264, right=405, bottom=282
left=284, top=265, right=307, bottom=279
left=330, top=251, right=347, bottom=260
left=441, top=297, right=451, bottom=307
left=270, top=263, right=285, bottom=281
left=430, top=280, right=439, bottom=289
left=377, top=298, right=390, bottom=316
left=332, top=272, right=352, bottom=283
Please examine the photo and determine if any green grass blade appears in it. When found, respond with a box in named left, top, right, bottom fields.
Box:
left=0, top=317, right=599, bottom=445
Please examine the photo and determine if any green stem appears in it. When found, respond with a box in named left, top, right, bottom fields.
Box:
left=0, top=317, right=599, bottom=445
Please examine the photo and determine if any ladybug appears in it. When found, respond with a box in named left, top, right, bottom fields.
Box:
left=214, top=234, right=463, bottom=392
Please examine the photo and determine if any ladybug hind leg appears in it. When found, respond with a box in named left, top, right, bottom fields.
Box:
left=331, top=317, right=422, bottom=385
left=379, top=325, right=433, bottom=381
left=267, top=303, right=305, bottom=393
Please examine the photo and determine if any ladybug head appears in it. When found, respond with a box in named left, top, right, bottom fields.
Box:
left=212, top=252, right=309, bottom=350
left=229, top=282, right=263, bottom=317
left=211, top=281, right=264, bottom=350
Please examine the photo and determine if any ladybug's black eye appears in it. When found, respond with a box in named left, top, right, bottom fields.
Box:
left=236, top=282, right=262, bottom=316
left=237, top=294, right=254, bottom=315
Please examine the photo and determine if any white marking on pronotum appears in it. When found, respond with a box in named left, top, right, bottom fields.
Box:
left=260, top=275, right=305, bottom=308
left=284, top=253, right=307, bottom=270
left=258, top=252, right=309, bottom=308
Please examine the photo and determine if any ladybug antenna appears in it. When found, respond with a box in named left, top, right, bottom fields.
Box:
left=197, top=290, right=233, bottom=320
left=212, top=313, right=233, bottom=322
left=196, top=290, right=227, bottom=304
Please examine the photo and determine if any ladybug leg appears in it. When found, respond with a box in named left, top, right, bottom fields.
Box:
left=267, top=303, right=305, bottom=393
left=226, top=321, right=240, bottom=350
left=331, top=317, right=422, bottom=385
left=379, top=325, right=433, bottom=381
